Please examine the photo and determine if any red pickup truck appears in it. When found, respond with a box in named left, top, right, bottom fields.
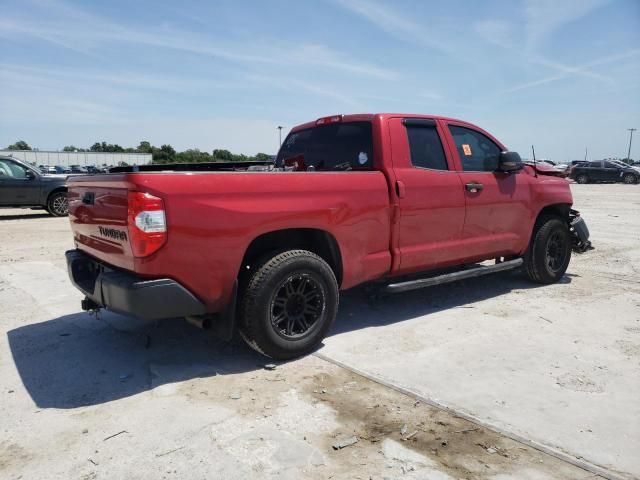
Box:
left=65, top=114, right=591, bottom=359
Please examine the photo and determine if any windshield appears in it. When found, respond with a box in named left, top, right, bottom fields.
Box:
left=276, top=121, right=373, bottom=171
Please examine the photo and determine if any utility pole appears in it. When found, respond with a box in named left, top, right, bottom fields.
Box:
left=584, top=147, right=587, bottom=162
left=627, top=128, right=636, bottom=161
left=277, top=126, right=283, bottom=148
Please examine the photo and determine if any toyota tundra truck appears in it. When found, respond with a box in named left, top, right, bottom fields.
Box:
left=65, top=113, right=591, bottom=359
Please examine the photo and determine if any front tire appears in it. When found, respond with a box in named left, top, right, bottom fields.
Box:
left=525, top=216, right=572, bottom=284
left=622, top=173, right=637, bottom=184
left=47, top=191, right=68, bottom=216
left=239, top=250, right=338, bottom=359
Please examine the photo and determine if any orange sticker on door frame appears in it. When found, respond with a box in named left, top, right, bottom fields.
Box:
left=462, top=144, right=472, bottom=156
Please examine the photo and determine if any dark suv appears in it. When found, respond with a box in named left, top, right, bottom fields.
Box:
left=0, top=156, right=69, bottom=216
left=570, top=160, right=640, bottom=184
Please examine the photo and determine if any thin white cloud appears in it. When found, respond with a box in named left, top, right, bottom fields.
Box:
left=503, top=49, right=640, bottom=93
left=473, top=1, right=618, bottom=91
left=0, top=1, right=397, bottom=80
left=474, top=20, right=515, bottom=47
left=246, top=74, right=360, bottom=107
left=524, top=0, right=611, bottom=51
left=332, top=0, right=454, bottom=56
left=0, top=63, right=241, bottom=93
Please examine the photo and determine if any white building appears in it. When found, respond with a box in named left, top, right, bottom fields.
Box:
left=0, top=150, right=152, bottom=167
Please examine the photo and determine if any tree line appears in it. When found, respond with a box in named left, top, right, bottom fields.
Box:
left=4, top=140, right=272, bottom=164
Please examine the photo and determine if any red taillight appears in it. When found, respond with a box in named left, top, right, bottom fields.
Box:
left=316, top=114, right=343, bottom=125
left=127, top=192, right=167, bottom=257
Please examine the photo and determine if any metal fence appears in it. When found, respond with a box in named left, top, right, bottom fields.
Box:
left=0, top=150, right=152, bottom=166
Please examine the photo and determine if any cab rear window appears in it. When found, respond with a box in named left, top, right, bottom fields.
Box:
left=276, top=122, right=373, bottom=171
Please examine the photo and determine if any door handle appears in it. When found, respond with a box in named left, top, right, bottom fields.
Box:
left=465, top=182, right=484, bottom=193
left=395, top=180, right=406, bottom=199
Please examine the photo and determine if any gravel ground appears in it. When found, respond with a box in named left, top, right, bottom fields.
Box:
left=1, top=183, right=637, bottom=479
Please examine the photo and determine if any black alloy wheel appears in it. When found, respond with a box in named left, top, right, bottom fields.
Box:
left=239, top=250, right=339, bottom=359
left=545, top=231, right=568, bottom=273
left=270, top=273, right=326, bottom=339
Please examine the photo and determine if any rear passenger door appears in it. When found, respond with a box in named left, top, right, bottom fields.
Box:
left=443, top=123, right=532, bottom=259
left=588, top=161, right=606, bottom=181
left=389, top=117, right=467, bottom=274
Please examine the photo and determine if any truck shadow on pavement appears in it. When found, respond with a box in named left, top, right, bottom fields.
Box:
left=7, top=312, right=267, bottom=409
left=0, top=213, right=51, bottom=221
left=7, top=270, right=568, bottom=409
left=330, top=270, right=569, bottom=335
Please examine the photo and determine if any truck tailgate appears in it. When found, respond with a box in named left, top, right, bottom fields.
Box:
left=67, top=175, right=136, bottom=271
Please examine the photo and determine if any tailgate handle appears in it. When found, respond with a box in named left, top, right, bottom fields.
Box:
left=395, top=180, right=406, bottom=199
left=465, top=182, right=483, bottom=193
left=82, top=192, right=95, bottom=205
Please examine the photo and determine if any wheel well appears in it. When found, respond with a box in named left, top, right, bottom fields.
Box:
left=239, top=229, right=343, bottom=286
left=537, top=203, right=570, bottom=222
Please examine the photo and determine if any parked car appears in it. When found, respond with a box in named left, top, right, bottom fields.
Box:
left=54, top=165, right=71, bottom=174
left=569, top=160, right=640, bottom=184
left=64, top=113, right=591, bottom=359
left=0, top=156, right=68, bottom=215
left=86, top=165, right=110, bottom=174
left=39, top=165, right=57, bottom=174
left=70, top=165, right=89, bottom=174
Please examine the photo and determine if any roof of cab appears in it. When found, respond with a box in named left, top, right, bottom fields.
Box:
left=290, top=113, right=474, bottom=133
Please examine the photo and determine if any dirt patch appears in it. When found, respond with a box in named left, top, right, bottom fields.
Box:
left=295, top=366, right=589, bottom=479
left=0, top=442, right=33, bottom=472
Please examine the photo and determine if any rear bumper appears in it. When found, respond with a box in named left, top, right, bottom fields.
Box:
left=65, top=249, right=206, bottom=320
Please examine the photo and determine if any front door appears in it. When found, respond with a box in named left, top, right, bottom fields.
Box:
left=603, top=161, right=623, bottom=182
left=0, top=158, right=40, bottom=205
left=390, top=117, right=467, bottom=274
left=443, top=123, right=532, bottom=260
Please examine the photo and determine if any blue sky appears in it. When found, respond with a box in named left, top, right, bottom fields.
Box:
left=1, top=0, right=639, bottom=160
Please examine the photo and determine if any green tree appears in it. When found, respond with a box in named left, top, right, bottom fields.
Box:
left=175, top=149, right=211, bottom=163
left=254, top=153, right=272, bottom=162
left=7, top=140, right=32, bottom=150
left=151, top=144, right=176, bottom=164
left=213, top=149, right=233, bottom=161
left=137, top=141, right=152, bottom=154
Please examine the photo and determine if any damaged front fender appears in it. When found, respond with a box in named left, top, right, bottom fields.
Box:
left=569, top=209, right=593, bottom=253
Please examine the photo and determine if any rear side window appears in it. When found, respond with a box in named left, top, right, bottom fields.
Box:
left=449, top=125, right=501, bottom=172
left=277, top=122, right=373, bottom=171
left=405, top=124, right=448, bottom=170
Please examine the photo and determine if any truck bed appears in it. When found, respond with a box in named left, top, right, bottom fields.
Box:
left=67, top=171, right=393, bottom=312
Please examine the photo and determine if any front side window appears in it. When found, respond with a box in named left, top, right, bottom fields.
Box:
left=0, top=159, right=28, bottom=179
left=449, top=125, right=501, bottom=172
left=277, top=121, right=373, bottom=171
left=405, top=124, right=448, bottom=170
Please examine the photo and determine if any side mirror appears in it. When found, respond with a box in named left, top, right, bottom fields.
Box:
left=497, top=151, right=524, bottom=173
left=25, top=170, right=36, bottom=180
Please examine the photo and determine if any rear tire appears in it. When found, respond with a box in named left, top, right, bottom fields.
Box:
left=46, top=191, right=68, bottom=216
left=239, top=250, right=338, bottom=359
left=525, top=216, right=572, bottom=284
left=575, top=174, right=589, bottom=184
left=622, top=173, right=637, bottom=184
